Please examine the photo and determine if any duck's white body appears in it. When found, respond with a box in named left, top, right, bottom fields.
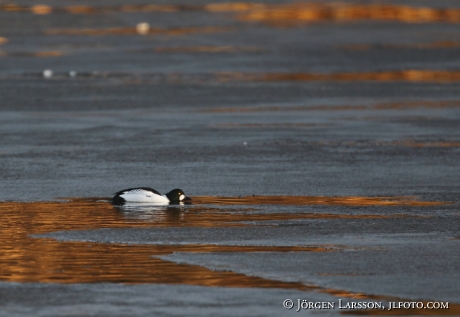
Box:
left=112, top=187, right=190, bottom=205
left=117, top=188, right=170, bottom=203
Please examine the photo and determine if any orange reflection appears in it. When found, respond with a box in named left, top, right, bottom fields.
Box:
left=0, top=4, right=27, bottom=12
left=2, top=2, right=460, bottom=28
left=204, top=3, right=264, bottom=12
left=0, top=37, right=8, bottom=45
left=0, top=200, right=337, bottom=286
left=30, top=4, right=52, bottom=15
left=0, top=50, right=62, bottom=57
left=118, top=4, right=178, bottom=13
left=0, top=196, right=434, bottom=285
left=1, top=199, right=458, bottom=312
left=193, top=196, right=446, bottom=207
left=65, top=6, right=97, bottom=14
left=0, top=3, right=257, bottom=14
left=1, top=198, right=423, bottom=235
left=238, top=4, right=460, bottom=25
left=45, top=26, right=232, bottom=36
left=216, top=70, right=460, bottom=83
left=0, top=237, right=311, bottom=287
left=0, top=199, right=399, bottom=288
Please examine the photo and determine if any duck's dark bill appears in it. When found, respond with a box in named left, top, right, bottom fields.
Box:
left=182, top=196, right=192, bottom=203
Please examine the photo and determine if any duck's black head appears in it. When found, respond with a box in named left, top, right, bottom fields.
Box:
left=165, top=189, right=192, bottom=204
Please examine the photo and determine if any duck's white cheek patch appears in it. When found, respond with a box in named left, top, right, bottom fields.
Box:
left=179, top=194, right=185, bottom=200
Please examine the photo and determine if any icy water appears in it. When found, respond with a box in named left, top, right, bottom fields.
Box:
left=1, top=0, right=460, bottom=316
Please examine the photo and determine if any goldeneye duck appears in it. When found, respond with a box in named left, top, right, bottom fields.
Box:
left=112, top=187, right=191, bottom=205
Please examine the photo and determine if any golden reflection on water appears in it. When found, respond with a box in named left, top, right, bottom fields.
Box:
left=238, top=3, right=460, bottom=25
left=0, top=199, right=337, bottom=287
left=1, top=237, right=313, bottom=287
left=193, top=195, right=445, bottom=207
left=0, top=3, right=194, bottom=14
left=0, top=196, right=438, bottom=285
left=3, top=2, right=460, bottom=27
left=216, top=70, right=460, bottom=83
left=3, top=235, right=327, bottom=287
left=0, top=50, right=62, bottom=57
left=0, top=198, right=391, bottom=285
left=2, top=198, right=459, bottom=312
left=30, top=4, right=52, bottom=14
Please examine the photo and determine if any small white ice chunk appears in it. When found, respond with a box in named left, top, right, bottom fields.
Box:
left=43, top=69, right=53, bottom=78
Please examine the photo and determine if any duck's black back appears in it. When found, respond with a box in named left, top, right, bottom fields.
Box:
left=113, top=187, right=162, bottom=196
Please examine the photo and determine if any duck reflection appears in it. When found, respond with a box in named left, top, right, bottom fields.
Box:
left=113, top=202, right=189, bottom=223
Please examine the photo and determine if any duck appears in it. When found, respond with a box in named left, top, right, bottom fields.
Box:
left=112, top=187, right=191, bottom=205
